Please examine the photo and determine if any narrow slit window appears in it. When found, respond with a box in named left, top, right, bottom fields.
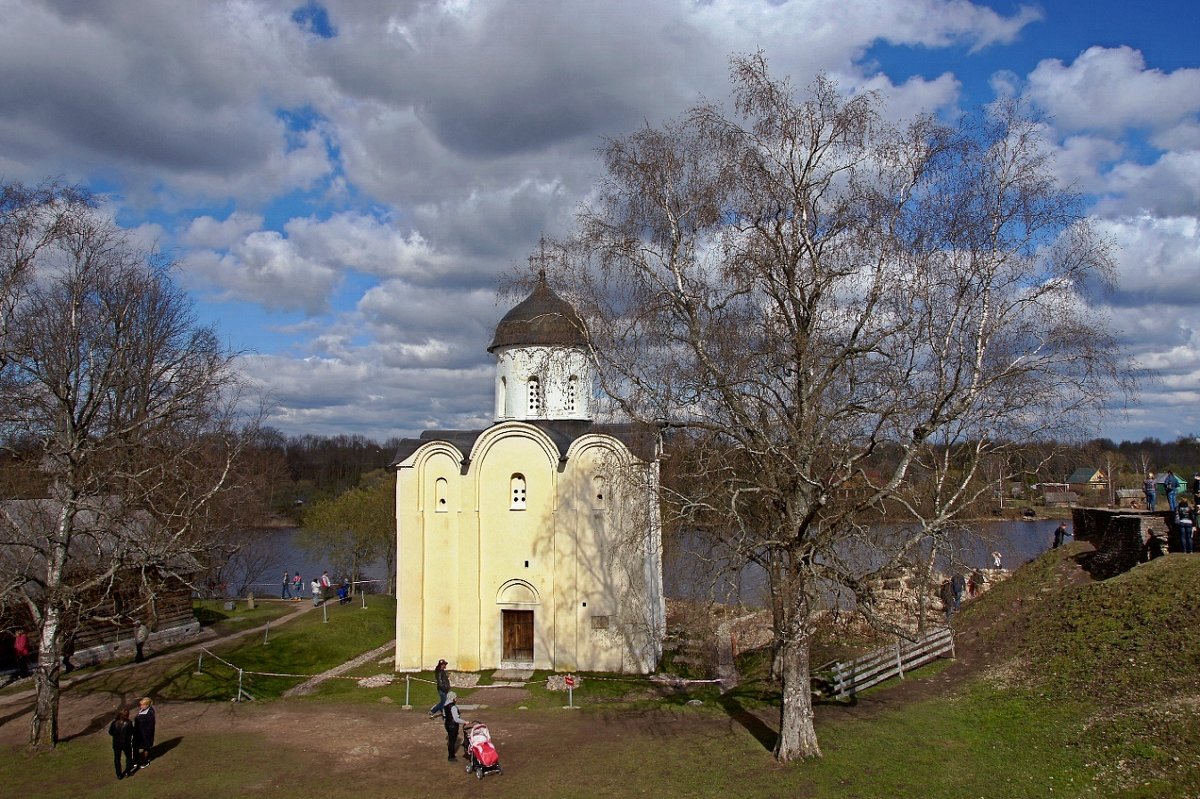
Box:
left=435, top=477, right=448, bottom=512
left=511, top=473, right=527, bottom=510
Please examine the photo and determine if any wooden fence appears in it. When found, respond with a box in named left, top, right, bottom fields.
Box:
left=817, top=626, right=955, bottom=700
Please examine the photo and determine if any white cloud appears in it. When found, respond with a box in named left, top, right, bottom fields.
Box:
left=183, top=212, right=266, bottom=249
left=1097, top=215, right=1200, bottom=307
left=180, top=230, right=342, bottom=314
left=1027, top=46, right=1200, bottom=134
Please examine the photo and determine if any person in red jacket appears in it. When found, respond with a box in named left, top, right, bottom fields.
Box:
left=13, top=630, right=30, bottom=679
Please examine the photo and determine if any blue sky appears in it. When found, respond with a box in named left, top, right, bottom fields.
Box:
left=1, top=0, right=1197, bottom=442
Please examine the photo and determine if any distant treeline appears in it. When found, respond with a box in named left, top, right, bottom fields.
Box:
left=251, top=427, right=402, bottom=519
left=4, top=429, right=1193, bottom=519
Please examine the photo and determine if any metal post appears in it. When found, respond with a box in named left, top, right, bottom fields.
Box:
left=405, top=674, right=411, bottom=708
left=323, top=601, right=328, bottom=623
left=263, top=621, right=270, bottom=646
left=195, top=652, right=203, bottom=675
left=896, top=639, right=904, bottom=680
left=361, top=586, right=367, bottom=609
left=237, top=668, right=244, bottom=702
left=567, top=684, right=574, bottom=708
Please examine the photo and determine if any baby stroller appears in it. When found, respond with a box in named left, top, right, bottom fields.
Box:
left=336, top=584, right=349, bottom=604
left=461, top=722, right=502, bottom=779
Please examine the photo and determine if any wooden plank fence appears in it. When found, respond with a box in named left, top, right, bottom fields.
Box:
left=817, top=626, right=955, bottom=700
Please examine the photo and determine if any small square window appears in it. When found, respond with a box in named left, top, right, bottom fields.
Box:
left=591, top=615, right=610, bottom=631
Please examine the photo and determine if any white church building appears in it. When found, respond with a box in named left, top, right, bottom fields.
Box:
left=391, top=273, right=665, bottom=674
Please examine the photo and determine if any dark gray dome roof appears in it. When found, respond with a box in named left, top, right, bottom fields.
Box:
left=488, top=272, right=586, bottom=352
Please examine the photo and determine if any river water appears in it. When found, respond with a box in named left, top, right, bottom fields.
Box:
left=661, top=517, right=1067, bottom=604
left=237, top=517, right=1064, bottom=602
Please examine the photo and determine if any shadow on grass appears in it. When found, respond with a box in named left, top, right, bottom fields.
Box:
left=717, top=694, right=777, bottom=753
left=152, top=736, right=183, bottom=760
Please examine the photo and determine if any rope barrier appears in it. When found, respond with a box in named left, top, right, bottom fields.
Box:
left=201, top=646, right=721, bottom=695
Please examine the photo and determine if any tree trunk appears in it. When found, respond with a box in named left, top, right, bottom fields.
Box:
left=774, top=632, right=821, bottom=761
left=30, top=607, right=63, bottom=749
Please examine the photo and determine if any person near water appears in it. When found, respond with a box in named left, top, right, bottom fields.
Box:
left=292, top=572, right=303, bottom=600
left=1144, top=473, right=1157, bottom=512
left=311, top=577, right=322, bottom=606
left=1052, top=521, right=1069, bottom=548
left=281, top=570, right=291, bottom=599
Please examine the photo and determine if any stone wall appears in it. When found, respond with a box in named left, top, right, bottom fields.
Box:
left=1072, top=507, right=1172, bottom=577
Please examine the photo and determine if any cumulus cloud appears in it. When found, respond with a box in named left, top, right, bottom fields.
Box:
left=1027, top=46, right=1200, bottom=134
left=1097, top=216, right=1200, bottom=306
left=1, top=0, right=1192, bottom=442
left=180, top=230, right=342, bottom=314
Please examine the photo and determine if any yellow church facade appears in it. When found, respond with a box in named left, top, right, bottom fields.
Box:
left=392, top=275, right=665, bottom=674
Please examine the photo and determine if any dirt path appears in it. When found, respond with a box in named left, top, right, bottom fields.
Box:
left=0, top=600, right=317, bottom=714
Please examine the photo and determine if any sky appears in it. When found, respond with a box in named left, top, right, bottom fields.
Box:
left=1, top=0, right=1197, bottom=444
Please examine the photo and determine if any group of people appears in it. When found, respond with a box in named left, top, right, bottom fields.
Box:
left=938, top=564, right=994, bottom=622
left=279, top=569, right=345, bottom=605
left=429, top=658, right=466, bottom=761
left=107, top=697, right=156, bottom=780
left=281, top=571, right=305, bottom=600
left=1141, top=471, right=1200, bottom=554
left=1142, top=470, right=1200, bottom=514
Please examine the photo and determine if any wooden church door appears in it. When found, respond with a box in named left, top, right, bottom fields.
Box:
left=502, top=609, right=534, bottom=661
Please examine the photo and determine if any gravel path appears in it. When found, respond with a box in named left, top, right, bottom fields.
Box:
left=283, top=640, right=396, bottom=696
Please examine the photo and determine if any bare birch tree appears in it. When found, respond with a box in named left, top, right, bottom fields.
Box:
left=548, top=55, right=1131, bottom=761
left=0, top=181, right=260, bottom=749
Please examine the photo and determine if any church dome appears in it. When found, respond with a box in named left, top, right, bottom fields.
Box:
left=488, top=271, right=586, bottom=352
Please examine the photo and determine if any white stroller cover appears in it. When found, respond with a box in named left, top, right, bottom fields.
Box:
left=468, top=724, right=492, bottom=746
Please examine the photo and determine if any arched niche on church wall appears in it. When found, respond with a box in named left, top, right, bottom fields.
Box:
left=405, top=443, right=464, bottom=514
left=495, top=578, right=540, bottom=606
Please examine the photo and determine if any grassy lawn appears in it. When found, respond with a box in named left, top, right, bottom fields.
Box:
left=5, top=547, right=1200, bottom=798
left=191, top=598, right=295, bottom=637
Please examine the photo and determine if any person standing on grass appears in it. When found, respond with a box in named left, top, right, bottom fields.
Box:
left=442, top=691, right=464, bottom=761
left=311, top=577, right=322, bottom=606
left=429, top=659, right=451, bottom=717
left=108, top=707, right=135, bottom=779
left=133, top=697, right=156, bottom=769
left=293, top=572, right=303, bottom=600
left=281, top=570, right=291, bottom=599
left=939, top=580, right=955, bottom=623
left=950, top=572, right=965, bottom=610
